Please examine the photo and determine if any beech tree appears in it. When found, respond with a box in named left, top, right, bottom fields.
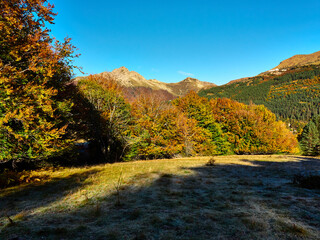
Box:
left=129, top=93, right=180, bottom=159
left=0, top=0, right=78, bottom=166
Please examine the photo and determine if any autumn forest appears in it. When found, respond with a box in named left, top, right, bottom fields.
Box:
left=0, top=1, right=312, bottom=170
left=1, top=1, right=320, bottom=239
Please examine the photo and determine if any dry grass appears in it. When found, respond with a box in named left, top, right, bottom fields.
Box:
left=1, top=155, right=320, bottom=239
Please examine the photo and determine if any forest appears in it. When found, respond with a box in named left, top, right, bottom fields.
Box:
left=199, top=67, right=320, bottom=123
left=75, top=75, right=299, bottom=161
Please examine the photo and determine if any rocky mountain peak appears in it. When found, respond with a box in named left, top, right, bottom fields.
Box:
left=182, top=77, right=200, bottom=82
left=112, top=66, right=130, bottom=74
left=80, top=67, right=217, bottom=97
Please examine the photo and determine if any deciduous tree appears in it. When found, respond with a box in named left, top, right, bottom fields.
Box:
left=77, top=75, right=131, bottom=162
left=0, top=0, right=78, bottom=167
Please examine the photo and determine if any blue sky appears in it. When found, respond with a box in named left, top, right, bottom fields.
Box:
left=50, top=0, right=320, bottom=85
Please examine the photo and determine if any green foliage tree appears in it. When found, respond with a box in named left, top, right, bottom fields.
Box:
left=173, top=92, right=231, bottom=154
left=0, top=0, right=77, bottom=167
left=300, top=118, right=320, bottom=156
left=77, top=75, right=131, bottom=162
left=313, top=115, right=320, bottom=134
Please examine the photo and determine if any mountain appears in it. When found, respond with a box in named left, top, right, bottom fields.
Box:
left=224, top=51, right=320, bottom=83
left=199, top=52, right=320, bottom=124
left=272, top=51, right=320, bottom=70
left=80, top=67, right=216, bottom=99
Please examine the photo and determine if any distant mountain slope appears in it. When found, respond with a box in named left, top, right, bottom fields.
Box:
left=273, top=51, right=320, bottom=70
left=224, top=51, right=320, bottom=84
left=82, top=67, right=217, bottom=98
left=168, top=77, right=217, bottom=96
left=200, top=52, right=320, bottom=122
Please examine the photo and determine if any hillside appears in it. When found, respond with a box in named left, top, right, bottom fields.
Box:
left=200, top=52, right=320, bottom=123
left=273, top=51, right=320, bottom=70
left=76, top=67, right=216, bottom=100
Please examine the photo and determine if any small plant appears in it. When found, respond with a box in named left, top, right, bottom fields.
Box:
left=206, top=157, right=216, bottom=166
left=81, top=190, right=89, bottom=203
left=114, top=171, right=124, bottom=206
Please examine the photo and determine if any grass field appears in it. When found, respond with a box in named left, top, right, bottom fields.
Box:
left=1, top=155, right=320, bottom=239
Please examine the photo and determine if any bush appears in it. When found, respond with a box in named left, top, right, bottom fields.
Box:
left=0, top=169, right=49, bottom=189
left=205, top=157, right=216, bottom=166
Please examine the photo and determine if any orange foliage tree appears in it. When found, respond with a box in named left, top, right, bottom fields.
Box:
left=210, top=98, right=298, bottom=154
left=0, top=0, right=78, bottom=166
left=129, top=92, right=214, bottom=159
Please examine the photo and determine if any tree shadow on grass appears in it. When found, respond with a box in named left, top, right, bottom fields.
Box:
left=0, top=169, right=101, bottom=230
left=1, top=157, right=320, bottom=240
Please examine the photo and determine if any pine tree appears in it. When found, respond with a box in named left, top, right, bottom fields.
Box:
left=300, top=120, right=320, bottom=156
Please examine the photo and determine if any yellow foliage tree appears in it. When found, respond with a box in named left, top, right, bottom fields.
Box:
left=0, top=0, right=78, bottom=167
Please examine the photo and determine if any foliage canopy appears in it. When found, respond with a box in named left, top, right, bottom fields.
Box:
left=0, top=0, right=77, bottom=165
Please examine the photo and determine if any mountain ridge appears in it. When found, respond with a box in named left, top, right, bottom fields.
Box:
left=223, top=51, right=320, bottom=85
left=77, top=67, right=217, bottom=97
left=273, top=51, right=320, bottom=70
left=199, top=51, right=320, bottom=123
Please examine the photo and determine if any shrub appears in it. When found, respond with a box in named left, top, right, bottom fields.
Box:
left=206, top=157, right=216, bottom=166
left=0, top=169, right=49, bottom=189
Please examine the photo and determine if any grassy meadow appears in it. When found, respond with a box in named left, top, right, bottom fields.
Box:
left=1, top=155, right=320, bottom=239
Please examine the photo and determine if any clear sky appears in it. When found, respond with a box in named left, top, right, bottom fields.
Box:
left=50, top=0, right=320, bottom=85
